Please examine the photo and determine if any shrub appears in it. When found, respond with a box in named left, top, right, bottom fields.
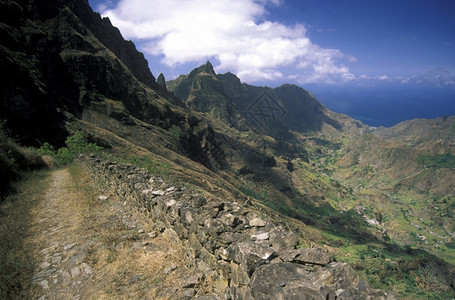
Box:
left=417, top=153, right=455, bottom=169
left=35, top=142, right=55, bottom=156
left=56, top=147, right=73, bottom=165
left=36, top=131, right=103, bottom=165
left=65, top=131, right=102, bottom=155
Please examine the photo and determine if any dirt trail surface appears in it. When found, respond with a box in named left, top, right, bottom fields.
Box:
left=27, top=167, right=196, bottom=299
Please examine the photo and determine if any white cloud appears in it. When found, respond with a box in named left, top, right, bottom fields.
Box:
left=101, top=0, right=353, bottom=83
left=423, top=68, right=455, bottom=86
left=354, top=69, right=455, bottom=87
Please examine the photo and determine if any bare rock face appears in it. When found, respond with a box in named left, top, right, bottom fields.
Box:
left=0, top=0, right=226, bottom=170
left=1, top=0, right=157, bottom=145
left=269, top=226, right=299, bottom=255
left=64, top=0, right=156, bottom=88
left=226, top=241, right=276, bottom=276
left=293, top=247, right=334, bottom=266
left=250, top=263, right=311, bottom=300
left=251, top=261, right=394, bottom=300
left=78, top=154, right=396, bottom=299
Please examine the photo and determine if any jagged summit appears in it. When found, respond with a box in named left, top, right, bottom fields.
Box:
left=202, top=60, right=216, bottom=74
left=169, top=62, right=364, bottom=135
left=187, top=60, right=216, bottom=78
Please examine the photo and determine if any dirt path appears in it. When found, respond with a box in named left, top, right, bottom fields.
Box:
left=27, top=166, right=197, bottom=299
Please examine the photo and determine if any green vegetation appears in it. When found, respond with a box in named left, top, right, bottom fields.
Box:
left=123, top=155, right=172, bottom=178
left=417, top=153, right=455, bottom=169
left=37, top=131, right=175, bottom=179
left=335, top=242, right=455, bottom=299
left=241, top=182, right=269, bottom=202
left=170, top=126, right=184, bottom=140
left=37, top=131, right=174, bottom=178
left=297, top=137, right=455, bottom=299
left=37, top=131, right=103, bottom=165
left=99, top=154, right=173, bottom=179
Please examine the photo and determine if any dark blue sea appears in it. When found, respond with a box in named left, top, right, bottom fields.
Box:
left=306, top=83, right=455, bottom=127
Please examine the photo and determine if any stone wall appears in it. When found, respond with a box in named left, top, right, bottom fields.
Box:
left=77, top=154, right=395, bottom=300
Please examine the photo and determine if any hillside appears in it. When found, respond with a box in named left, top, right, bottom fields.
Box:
left=169, top=63, right=455, bottom=298
left=1, top=0, right=454, bottom=298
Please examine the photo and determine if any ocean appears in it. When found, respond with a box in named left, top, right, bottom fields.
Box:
left=307, top=83, right=455, bottom=128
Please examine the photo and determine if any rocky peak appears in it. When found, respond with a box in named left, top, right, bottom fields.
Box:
left=157, top=73, right=167, bottom=90
left=187, top=60, right=216, bottom=78
left=168, top=62, right=235, bottom=122
left=169, top=64, right=349, bottom=136
left=203, top=60, right=216, bottom=74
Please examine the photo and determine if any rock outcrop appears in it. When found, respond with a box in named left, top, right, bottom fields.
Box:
left=78, top=154, right=395, bottom=300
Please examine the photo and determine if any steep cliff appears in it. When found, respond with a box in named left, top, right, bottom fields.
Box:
left=0, top=0, right=224, bottom=170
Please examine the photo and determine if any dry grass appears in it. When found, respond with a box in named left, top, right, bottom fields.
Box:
left=0, top=170, right=51, bottom=298
left=65, top=163, right=197, bottom=299
left=1, top=162, right=205, bottom=299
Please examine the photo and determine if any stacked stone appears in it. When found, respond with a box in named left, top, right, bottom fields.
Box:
left=78, top=154, right=395, bottom=300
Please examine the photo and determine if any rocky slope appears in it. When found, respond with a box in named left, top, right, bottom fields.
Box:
left=0, top=0, right=222, bottom=171
left=78, top=154, right=395, bottom=300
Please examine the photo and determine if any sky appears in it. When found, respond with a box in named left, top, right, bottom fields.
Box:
left=87, top=0, right=455, bottom=127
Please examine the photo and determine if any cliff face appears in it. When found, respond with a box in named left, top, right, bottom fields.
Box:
left=0, top=0, right=224, bottom=170
left=1, top=0, right=79, bottom=144
left=1, top=0, right=152, bottom=144
left=34, top=0, right=156, bottom=88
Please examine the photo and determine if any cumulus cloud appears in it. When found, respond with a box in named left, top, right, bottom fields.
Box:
left=100, top=0, right=354, bottom=83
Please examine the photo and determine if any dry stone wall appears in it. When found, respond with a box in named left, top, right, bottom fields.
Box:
left=78, top=154, right=396, bottom=300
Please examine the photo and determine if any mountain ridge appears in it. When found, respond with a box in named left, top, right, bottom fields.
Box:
left=168, top=61, right=367, bottom=138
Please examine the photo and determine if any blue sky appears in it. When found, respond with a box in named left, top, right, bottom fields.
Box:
left=87, top=0, right=455, bottom=126
left=278, top=1, right=455, bottom=75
